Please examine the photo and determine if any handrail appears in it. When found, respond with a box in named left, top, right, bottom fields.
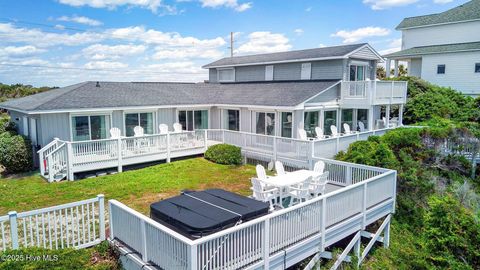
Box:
left=44, top=142, right=66, bottom=159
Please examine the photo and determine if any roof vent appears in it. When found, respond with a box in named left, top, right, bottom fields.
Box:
left=96, top=81, right=100, bottom=87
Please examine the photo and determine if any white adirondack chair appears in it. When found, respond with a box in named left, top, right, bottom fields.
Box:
left=275, top=161, right=286, bottom=176
left=382, top=117, right=395, bottom=128
left=133, top=126, right=144, bottom=137
left=251, top=178, right=279, bottom=211
left=298, top=129, right=308, bottom=140
left=330, top=125, right=340, bottom=137
left=256, top=164, right=268, bottom=180
left=309, top=171, right=329, bottom=197
left=173, top=122, right=183, bottom=133
left=358, top=121, right=366, bottom=132
left=315, top=127, right=327, bottom=139
left=110, top=127, right=121, bottom=139
left=159, top=124, right=169, bottom=135
left=314, top=160, right=325, bottom=174
left=343, top=123, right=355, bottom=135
left=287, top=181, right=311, bottom=206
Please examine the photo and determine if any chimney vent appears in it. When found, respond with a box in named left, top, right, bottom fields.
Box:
left=96, top=81, right=100, bottom=87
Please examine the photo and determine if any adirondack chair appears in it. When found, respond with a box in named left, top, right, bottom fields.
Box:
left=173, top=122, right=182, bottom=133
left=298, top=129, right=308, bottom=140
left=358, top=121, right=366, bottom=132
left=313, top=160, right=325, bottom=174
left=315, top=127, right=327, bottom=139
left=287, top=181, right=311, bottom=206
left=309, top=171, right=329, bottom=197
left=251, top=178, right=279, bottom=211
left=109, top=127, right=121, bottom=139
left=159, top=124, right=169, bottom=135
left=330, top=125, right=340, bottom=137
left=256, top=164, right=268, bottom=180
left=382, top=117, right=395, bottom=128
left=275, top=161, right=286, bottom=176
left=343, top=123, right=355, bottom=135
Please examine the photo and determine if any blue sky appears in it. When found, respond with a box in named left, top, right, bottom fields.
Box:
left=0, top=0, right=469, bottom=86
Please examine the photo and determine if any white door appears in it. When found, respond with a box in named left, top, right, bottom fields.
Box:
left=29, top=118, right=37, bottom=145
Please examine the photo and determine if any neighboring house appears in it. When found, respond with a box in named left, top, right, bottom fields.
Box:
left=0, top=43, right=406, bottom=164
left=384, top=0, right=480, bottom=96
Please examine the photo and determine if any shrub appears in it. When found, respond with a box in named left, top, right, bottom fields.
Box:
left=205, top=144, right=242, bottom=165
left=0, top=117, right=15, bottom=135
left=0, top=132, right=33, bottom=173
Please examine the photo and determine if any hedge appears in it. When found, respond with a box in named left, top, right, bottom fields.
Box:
left=0, top=132, right=33, bottom=173
left=204, top=144, right=242, bottom=165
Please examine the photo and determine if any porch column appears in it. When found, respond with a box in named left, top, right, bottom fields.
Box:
left=398, top=104, right=404, bottom=126
left=393, top=60, right=399, bottom=77
left=385, top=105, right=391, bottom=128
left=368, top=108, right=374, bottom=130
left=385, top=58, right=391, bottom=78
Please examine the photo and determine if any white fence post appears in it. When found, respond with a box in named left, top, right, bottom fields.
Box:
left=204, top=130, right=208, bottom=151
left=166, top=133, right=171, bottom=163
left=346, top=165, right=352, bottom=185
left=222, top=130, right=225, bottom=143
left=263, top=219, right=270, bottom=269
left=321, top=198, right=326, bottom=252
left=98, top=194, right=106, bottom=241
left=273, top=137, right=277, bottom=161
left=190, top=244, right=198, bottom=270
left=117, top=138, right=123, bottom=173
left=141, top=219, right=148, bottom=262
left=47, top=155, right=54, bottom=183
left=66, top=142, right=74, bottom=181
left=108, top=201, right=115, bottom=241
left=8, top=211, right=19, bottom=249
left=362, top=183, right=367, bottom=229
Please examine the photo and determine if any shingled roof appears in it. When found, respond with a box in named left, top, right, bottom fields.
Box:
left=383, top=41, right=480, bottom=58
left=202, top=43, right=368, bottom=68
left=0, top=80, right=340, bottom=113
left=397, top=0, right=480, bottom=29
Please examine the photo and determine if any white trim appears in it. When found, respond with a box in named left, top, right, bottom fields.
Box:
left=265, top=65, right=274, bottom=81
left=70, top=114, right=111, bottom=141
left=203, top=56, right=348, bottom=69
left=301, top=62, right=312, bottom=80
left=123, top=111, right=157, bottom=137
left=345, top=44, right=384, bottom=62
left=397, top=18, right=480, bottom=30
left=221, top=108, right=241, bottom=131
left=385, top=48, right=480, bottom=59
left=22, top=116, right=29, bottom=137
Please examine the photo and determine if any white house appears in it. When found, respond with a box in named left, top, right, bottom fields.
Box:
left=384, top=0, right=480, bottom=96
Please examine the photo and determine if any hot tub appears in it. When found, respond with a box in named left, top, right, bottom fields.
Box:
left=150, top=189, right=269, bottom=239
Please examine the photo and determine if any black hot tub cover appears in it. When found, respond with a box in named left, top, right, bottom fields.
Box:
left=150, top=189, right=269, bottom=238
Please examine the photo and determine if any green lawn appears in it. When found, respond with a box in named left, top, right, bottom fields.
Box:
left=0, top=158, right=256, bottom=215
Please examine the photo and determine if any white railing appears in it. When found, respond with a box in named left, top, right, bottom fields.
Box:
left=0, top=195, right=105, bottom=251
left=109, top=164, right=396, bottom=270
left=375, top=81, right=408, bottom=103
left=443, top=138, right=480, bottom=160
left=341, top=81, right=370, bottom=98
left=340, top=80, right=407, bottom=106
left=38, top=138, right=63, bottom=177
left=46, top=142, right=68, bottom=182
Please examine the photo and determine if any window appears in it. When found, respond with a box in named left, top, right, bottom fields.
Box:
left=217, top=68, right=235, bottom=82
left=255, top=112, right=275, bottom=135
left=475, top=63, right=480, bottom=73
left=349, top=65, right=366, bottom=81
left=437, top=64, right=446, bottom=74
left=357, top=109, right=368, bottom=131
left=125, top=112, right=154, bottom=137
left=178, top=110, right=209, bottom=131
left=281, top=112, right=293, bottom=138
left=301, top=63, right=311, bottom=80
left=323, top=110, right=337, bottom=135
left=265, top=65, right=274, bottom=81
left=72, top=115, right=108, bottom=141
left=223, top=109, right=240, bottom=131
left=341, top=109, right=353, bottom=133
left=304, top=111, right=319, bottom=137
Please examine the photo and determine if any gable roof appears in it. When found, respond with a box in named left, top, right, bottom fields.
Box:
left=0, top=80, right=340, bottom=113
left=202, top=43, right=379, bottom=68
left=397, top=0, right=480, bottom=29
left=383, top=41, right=480, bottom=58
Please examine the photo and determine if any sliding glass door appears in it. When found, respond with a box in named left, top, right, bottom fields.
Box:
left=281, top=112, right=293, bottom=138
left=178, top=110, right=209, bottom=131
left=125, top=112, right=154, bottom=137
left=72, top=115, right=109, bottom=141
left=255, top=112, right=275, bottom=136
left=357, top=109, right=368, bottom=131
left=223, top=109, right=240, bottom=131
left=323, top=110, right=337, bottom=135
left=304, top=111, right=319, bottom=137
left=341, top=109, right=353, bottom=133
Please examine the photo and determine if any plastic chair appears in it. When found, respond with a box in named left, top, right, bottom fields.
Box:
left=298, top=129, right=308, bottom=140
left=109, top=127, right=121, bottom=139
left=173, top=122, right=183, bottom=133
left=159, top=124, right=169, bottom=135
left=309, top=171, right=330, bottom=197
left=133, top=126, right=144, bottom=137
left=315, top=127, right=326, bottom=139
left=330, top=125, right=340, bottom=137
left=251, top=178, right=279, bottom=211
left=314, top=160, right=325, bottom=174
left=343, top=123, right=356, bottom=135
left=256, top=164, right=268, bottom=180
left=275, top=161, right=286, bottom=176
left=287, top=181, right=311, bottom=206
left=358, top=121, right=366, bottom=132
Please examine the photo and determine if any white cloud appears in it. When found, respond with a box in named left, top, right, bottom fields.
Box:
left=200, top=0, right=252, bottom=12
left=0, top=45, right=46, bottom=58
left=58, top=0, right=163, bottom=12
left=305, top=7, right=312, bottom=12
left=294, top=29, right=304, bottom=35
left=331, top=27, right=391, bottom=43
left=1, top=58, right=50, bottom=66
left=318, top=43, right=327, bottom=48
left=433, top=0, right=453, bottom=4
left=146, top=61, right=203, bottom=73
left=84, top=61, right=128, bottom=69
left=152, top=47, right=223, bottom=60
left=363, top=0, right=419, bottom=10
left=379, top=38, right=402, bottom=55
left=82, top=44, right=147, bottom=60
left=235, top=31, right=292, bottom=55
left=57, top=15, right=103, bottom=26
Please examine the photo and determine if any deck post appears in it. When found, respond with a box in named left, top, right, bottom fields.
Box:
left=263, top=219, right=270, bottom=269
left=140, top=219, right=148, bottom=262
left=346, top=165, right=352, bottom=185
left=398, top=104, right=404, bottom=126
left=8, top=211, right=19, bottom=249
left=47, top=155, right=54, bottom=183
left=98, top=194, right=106, bottom=241
left=385, top=104, right=391, bottom=128
left=66, top=142, right=74, bottom=181
left=384, top=217, right=391, bottom=248
left=117, top=138, right=123, bottom=173
left=108, top=201, right=114, bottom=240
left=362, top=182, right=367, bottom=229
left=166, top=133, right=171, bottom=163
left=309, top=140, right=315, bottom=169
left=321, top=197, right=326, bottom=252
left=204, top=129, right=208, bottom=151
left=222, top=129, right=225, bottom=143
left=189, top=244, right=198, bottom=270
left=273, top=137, right=277, bottom=161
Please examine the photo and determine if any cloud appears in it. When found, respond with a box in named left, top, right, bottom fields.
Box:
left=57, top=15, right=103, bottom=26
left=84, top=61, right=128, bottom=69
left=82, top=44, right=147, bottom=60
left=305, top=7, right=312, bottom=12
left=58, top=0, right=163, bottom=12
left=200, top=0, right=252, bottom=12
left=294, top=29, right=304, bottom=35
left=235, top=31, right=292, bottom=55
left=152, top=47, right=223, bottom=60
left=331, top=27, right=391, bottom=43
left=363, top=0, right=419, bottom=10
left=0, top=45, right=46, bottom=58
left=318, top=43, right=326, bottom=48
left=379, top=38, right=402, bottom=55
left=433, top=0, right=453, bottom=3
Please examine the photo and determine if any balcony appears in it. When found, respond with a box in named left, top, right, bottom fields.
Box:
left=340, top=80, right=408, bottom=108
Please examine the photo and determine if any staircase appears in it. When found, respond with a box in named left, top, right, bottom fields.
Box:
left=38, top=140, right=68, bottom=182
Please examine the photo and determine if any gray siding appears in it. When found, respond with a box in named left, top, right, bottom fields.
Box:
left=157, top=108, right=176, bottom=131
left=39, top=113, right=70, bottom=145
left=311, top=60, right=343, bottom=80
left=9, top=111, right=26, bottom=135
left=306, top=85, right=340, bottom=104
left=210, top=107, right=221, bottom=129
left=209, top=69, right=218, bottom=83
left=112, top=110, right=124, bottom=133
left=235, top=65, right=265, bottom=82
left=293, top=109, right=304, bottom=138
left=274, top=63, right=302, bottom=81
left=240, top=108, right=251, bottom=133
left=350, top=46, right=379, bottom=60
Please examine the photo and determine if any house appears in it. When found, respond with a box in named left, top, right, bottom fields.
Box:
left=384, top=0, right=480, bottom=96
left=0, top=43, right=407, bottom=180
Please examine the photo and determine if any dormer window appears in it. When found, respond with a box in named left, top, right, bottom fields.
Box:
left=217, top=68, right=235, bottom=82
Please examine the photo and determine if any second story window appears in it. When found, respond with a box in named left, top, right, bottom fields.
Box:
left=301, top=63, right=311, bottom=80
left=475, top=63, right=480, bottom=73
left=218, top=68, right=235, bottom=82
left=350, top=65, right=366, bottom=81
left=265, top=65, right=274, bottom=80
left=437, top=64, right=446, bottom=74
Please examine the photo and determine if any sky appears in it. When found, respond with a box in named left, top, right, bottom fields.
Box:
left=0, top=0, right=470, bottom=86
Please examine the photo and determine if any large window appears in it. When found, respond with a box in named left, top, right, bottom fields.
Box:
left=72, top=115, right=108, bottom=141
left=218, top=68, right=235, bottom=82
left=304, top=111, right=319, bottom=137
left=125, top=112, right=154, bottom=137
left=255, top=112, right=275, bottom=135
left=323, top=110, right=337, bottom=135
left=281, top=112, right=293, bottom=138
left=357, top=109, right=368, bottom=131
left=178, top=110, right=209, bottom=131
left=223, top=109, right=240, bottom=131
left=437, top=64, right=446, bottom=74
left=341, top=109, right=353, bottom=133
left=350, top=65, right=366, bottom=81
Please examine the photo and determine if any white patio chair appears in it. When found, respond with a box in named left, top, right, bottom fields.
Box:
left=343, top=123, right=356, bottom=135
left=173, top=122, right=183, bottom=133
left=382, top=117, right=395, bottom=128
left=256, top=164, right=269, bottom=180
left=330, top=125, right=341, bottom=137
left=313, top=160, right=325, bottom=174
left=133, top=126, right=144, bottom=137
left=159, top=124, right=169, bottom=135
left=298, top=129, right=308, bottom=141
left=309, top=171, right=329, bottom=197
left=315, top=127, right=329, bottom=139
left=251, top=178, right=279, bottom=211
left=275, top=161, right=286, bottom=176
left=287, top=181, right=311, bottom=206
left=358, top=121, right=366, bottom=132
left=109, top=127, right=121, bottom=139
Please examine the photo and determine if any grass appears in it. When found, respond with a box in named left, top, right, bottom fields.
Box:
left=0, top=158, right=256, bottom=215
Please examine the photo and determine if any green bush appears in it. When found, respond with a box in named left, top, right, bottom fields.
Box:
left=0, top=117, right=15, bottom=135
left=0, top=132, right=33, bottom=173
left=205, top=144, right=242, bottom=165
